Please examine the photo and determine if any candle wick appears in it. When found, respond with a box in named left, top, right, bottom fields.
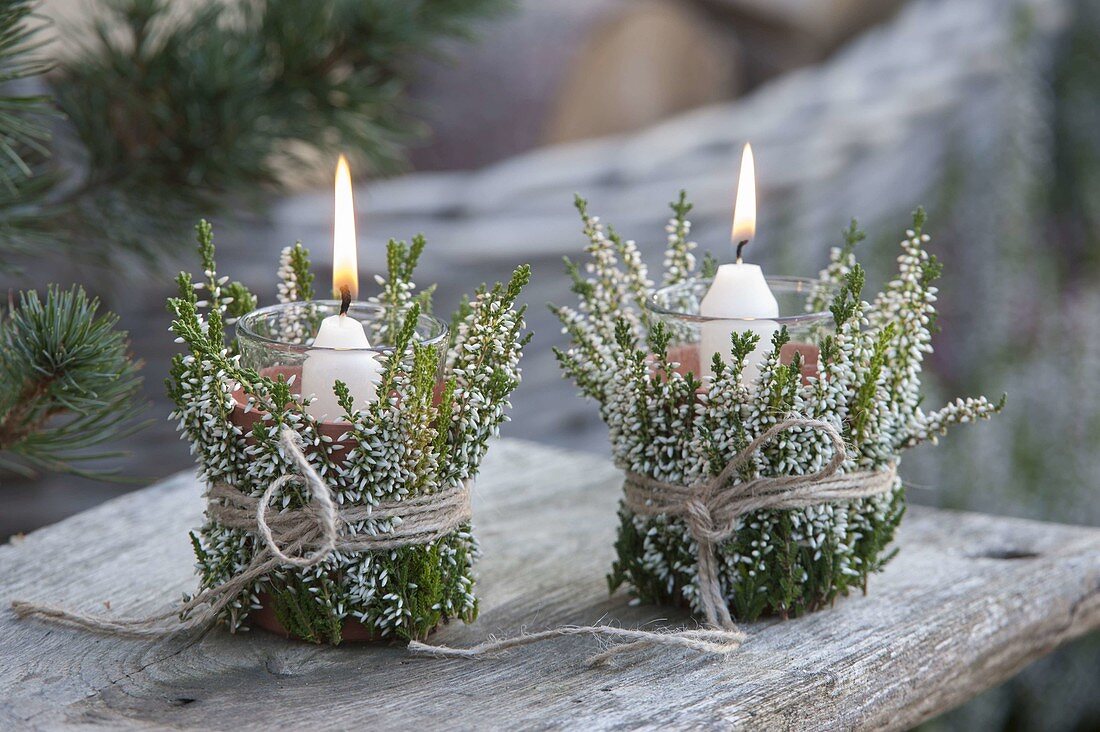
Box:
left=339, top=286, right=351, bottom=316
left=735, top=239, right=749, bottom=264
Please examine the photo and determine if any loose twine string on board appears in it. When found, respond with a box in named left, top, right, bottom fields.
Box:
left=407, top=417, right=897, bottom=664
left=13, top=419, right=897, bottom=665
left=11, top=426, right=473, bottom=636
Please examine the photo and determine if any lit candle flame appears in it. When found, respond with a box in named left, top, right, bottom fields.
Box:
left=731, top=143, right=756, bottom=262
left=333, top=154, right=358, bottom=300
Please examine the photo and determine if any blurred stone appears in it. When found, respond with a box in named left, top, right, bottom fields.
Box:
left=409, top=0, right=741, bottom=171
left=696, top=0, right=909, bottom=80
left=543, top=0, right=741, bottom=145
left=701, top=0, right=906, bottom=46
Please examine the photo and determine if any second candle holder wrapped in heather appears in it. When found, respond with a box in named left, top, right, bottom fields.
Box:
left=552, top=181, right=1003, bottom=627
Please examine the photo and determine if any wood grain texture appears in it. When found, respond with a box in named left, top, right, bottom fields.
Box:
left=2, top=439, right=1098, bottom=730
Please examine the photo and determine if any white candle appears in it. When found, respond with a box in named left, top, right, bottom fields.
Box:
left=301, top=297, right=382, bottom=422
left=699, top=143, right=779, bottom=383
left=699, top=265, right=778, bottom=383
left=299, top=155, right=383, bottom=422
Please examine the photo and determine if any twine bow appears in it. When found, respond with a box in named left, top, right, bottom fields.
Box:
left=12, top=426, right=472, bottom=635
left=623, top=417, right=897, bottom=630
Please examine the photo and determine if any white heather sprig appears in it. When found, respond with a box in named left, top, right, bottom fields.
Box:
left=905, top=396, right=1006, bottom=448
left=443, top=266, right=531, bottom=483
left=276, top=242, right=314, bottom=304
left=663, top=190, right=698, bottom=287
left=870, top=220, right=940, bottom=443
left=808, top=219, right=863, bottom=313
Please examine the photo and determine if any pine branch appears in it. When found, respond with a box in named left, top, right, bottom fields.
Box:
left=45, top=0, right=513, bottom=260
left=0, top=286, right=145, bottom=479
left=0, top=0, right=59, bottom=266
left=0, top=0, right=53, bottom=190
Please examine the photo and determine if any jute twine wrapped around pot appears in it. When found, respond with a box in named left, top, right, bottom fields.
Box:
left=12, top=427, right=472, bottom=635
left=409, top=417, right=897, bottom=663
left=621, top=417, right=898, bottom=630
left=14, top=418, right=896, bottom=665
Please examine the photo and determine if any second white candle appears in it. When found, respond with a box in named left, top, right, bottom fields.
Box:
left=698, top=143, right=780, bottom=383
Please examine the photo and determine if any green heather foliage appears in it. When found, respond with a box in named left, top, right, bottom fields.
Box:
left=553, top=194, right=1003, bottom=622
left=168, top=221, right=529, bottom=642
left=0, top=286, right=143, bottom=478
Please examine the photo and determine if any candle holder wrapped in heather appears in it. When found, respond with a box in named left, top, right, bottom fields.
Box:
left=165, top=222, right=530, bottom=644
left=552, top=194, right=1003, bottom=630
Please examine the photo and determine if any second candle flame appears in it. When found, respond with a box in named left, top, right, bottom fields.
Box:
left=731, top=143, right=756, bottom=258
left=333, top=154, right=358, bottom=300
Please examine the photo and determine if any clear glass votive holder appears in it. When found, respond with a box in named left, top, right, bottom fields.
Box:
left=230, top=302, right=452, bottom=641
left=645, top=277, right=835, bottom=382
left=234, top=301, right=449, bottom=418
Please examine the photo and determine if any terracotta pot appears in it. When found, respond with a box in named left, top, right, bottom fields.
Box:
left=251, top=592, right=385, bottom=642
left=227, top=366, right=446, bottom=643
left=228, top=366, right=450, bottom=462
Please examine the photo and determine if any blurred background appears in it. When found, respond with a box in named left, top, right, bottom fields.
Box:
left=1, top=0, right=1097, bottom=728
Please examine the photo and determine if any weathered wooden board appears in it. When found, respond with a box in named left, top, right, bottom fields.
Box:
left=2, top=439, right=1098, bottom=730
